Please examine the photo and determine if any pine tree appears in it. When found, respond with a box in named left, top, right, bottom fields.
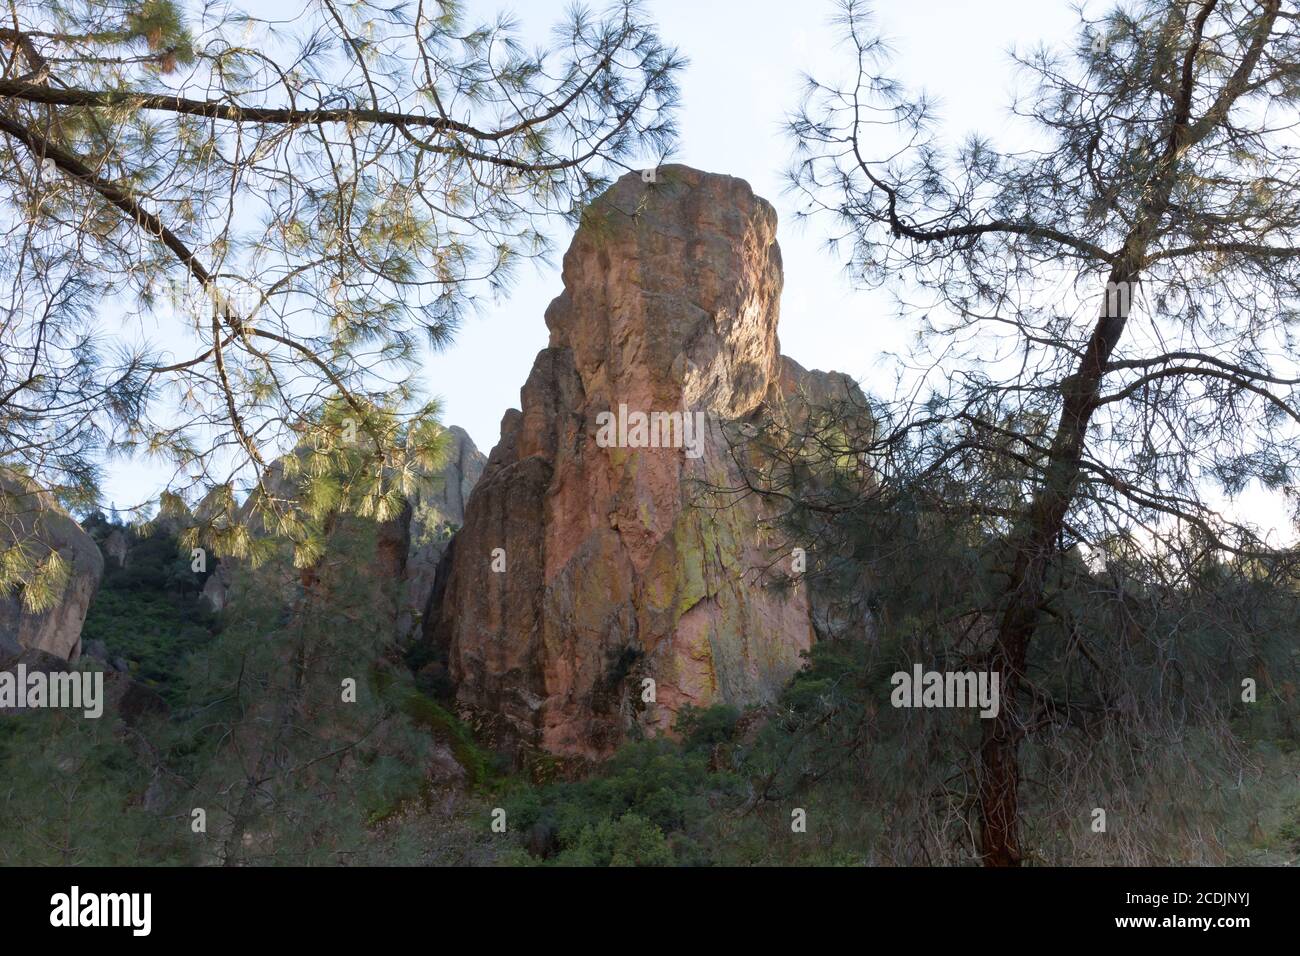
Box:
left=784, top=0, right=1300, bottom=865
left=0, top=0, right=682, bottom=523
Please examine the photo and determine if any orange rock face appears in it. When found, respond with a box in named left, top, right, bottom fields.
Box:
left=429, top=166, right=825, bottom=761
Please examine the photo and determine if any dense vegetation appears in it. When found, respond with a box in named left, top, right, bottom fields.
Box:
left=3, top=508, right=1295, bottom=867
left=79, top=514, right=218, bottom=702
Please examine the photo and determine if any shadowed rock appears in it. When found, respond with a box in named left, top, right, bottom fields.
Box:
left=0, top=470, right=104, bottom=661
left=401, top=425, right=486, bottom=643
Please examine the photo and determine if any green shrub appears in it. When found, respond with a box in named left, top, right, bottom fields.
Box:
left=555, top=813, right=674, bottom=867
left=505, top=736, right=746, bottom=866
left=676, top=703, right=741, bottom=751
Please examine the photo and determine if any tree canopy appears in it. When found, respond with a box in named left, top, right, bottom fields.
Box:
left=0, top=0, right=681, bottom=524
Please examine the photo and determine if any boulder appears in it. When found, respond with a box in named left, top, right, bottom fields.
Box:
left=101, top=528, right=130, bottom=568
left=0, top=470, right=104, bottom=661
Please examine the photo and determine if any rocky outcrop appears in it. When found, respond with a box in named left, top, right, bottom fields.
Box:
left=400, top=426, right=485, bottom=643
left=199, top=563, right=231, bottom=613
left=205, top=425, right=484, bottom=632
left=772, top=355, right=876, bottom=644
left=429, top=165, right=852, bottom=762
left=101, top=529, right=130, bottom=568
left=0, top=471, right=104, bottom=661
left=778, top=356, right=863, bottom=414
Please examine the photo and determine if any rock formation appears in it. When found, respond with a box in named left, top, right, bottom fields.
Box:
left=428, top=165, right=855, bottom=762
left=101, top=528, right=130, bottom=568
left=0, top=470, right=104, bottom=661
left=401, top=425, right=486, bottom=643
left=199, top=563, right=231, bottom=613
left=215, top=424, right=485, bottom=633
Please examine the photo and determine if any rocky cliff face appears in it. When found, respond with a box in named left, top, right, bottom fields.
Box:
left=210, top=425, right=485, bottom=632
left=0, top=470, right=104, bottom=661
left=429, top=165, right=848, bottom=762
left=401, top=426, right=486, bottom=644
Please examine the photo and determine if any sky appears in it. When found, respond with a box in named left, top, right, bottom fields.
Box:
left=96, top=0, right=1294, bottom=542
left=420, top=0, right=1081, bottom=456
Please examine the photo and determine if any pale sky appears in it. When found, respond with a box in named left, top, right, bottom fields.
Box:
left=420, top=0, right=1081, bottom=456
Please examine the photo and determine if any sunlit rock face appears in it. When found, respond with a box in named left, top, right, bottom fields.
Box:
left=430, top=166, right=837, bottom=762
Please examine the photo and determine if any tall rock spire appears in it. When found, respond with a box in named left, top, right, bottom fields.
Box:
left=430, top=166, right=822, bottom=761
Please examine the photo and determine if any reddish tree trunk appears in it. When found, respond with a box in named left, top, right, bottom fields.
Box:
left=978, top=265, right=1137, bottom=865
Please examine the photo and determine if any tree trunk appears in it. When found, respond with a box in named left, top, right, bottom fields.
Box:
left=978, top=266, right=1137, bottom=865
left=967, top=0, right=1272, bottom=866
